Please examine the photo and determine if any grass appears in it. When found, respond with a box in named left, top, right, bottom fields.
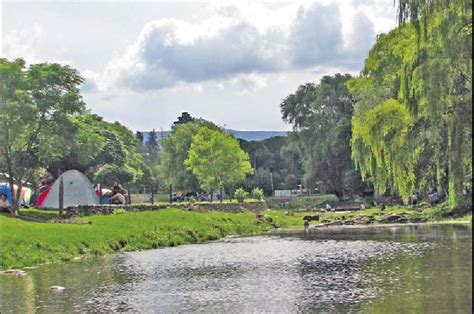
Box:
left=0, top=208, right=273, bottom=269
left=265, top=203, right=472, bottom=229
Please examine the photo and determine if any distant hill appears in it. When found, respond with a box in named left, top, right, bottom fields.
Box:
left=140, top=130, right=288, bottom=143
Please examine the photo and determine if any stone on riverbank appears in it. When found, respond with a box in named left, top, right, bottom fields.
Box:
left=0, top=269, right=27, bottom=276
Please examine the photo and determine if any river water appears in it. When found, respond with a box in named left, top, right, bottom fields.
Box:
left=0, top=224, right=472, bottom=313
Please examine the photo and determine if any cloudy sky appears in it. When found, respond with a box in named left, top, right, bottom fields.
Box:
left=2, top=0, right=397, bottom=131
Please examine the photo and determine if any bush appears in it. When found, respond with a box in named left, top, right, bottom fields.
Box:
left=251, top=187, right=265, bottom=201
left=266, top=194, right=339, bottom=209
left=235, top=188, right=249, bottom=203
left=189, top=196, right=197, bottom=203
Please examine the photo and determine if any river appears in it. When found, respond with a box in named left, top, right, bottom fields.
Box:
left=0, top=224, right=471, bottom=313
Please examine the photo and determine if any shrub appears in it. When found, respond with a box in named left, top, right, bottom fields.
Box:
left=251, top=187, right=265, bottom=201
left=266, top=194, right=339, bottom=209
left=189, top=196, right=197, bottom=203
left=112, top=208, right=127, bottom=215
left=235, top=188, right=249, bottom=203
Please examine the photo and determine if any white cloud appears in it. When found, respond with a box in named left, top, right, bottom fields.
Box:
left=3, top=0, right=398, bottom=130
left=85, top=1, right=392, bottom=93
left=2, top=23, right=43, bottom=62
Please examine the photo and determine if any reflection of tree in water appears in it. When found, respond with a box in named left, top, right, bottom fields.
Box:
left=360, top=225, right=472, bottom=313
left=293, top=239, right=436, bottom=312
left=0, top=274, right=35, bottom=313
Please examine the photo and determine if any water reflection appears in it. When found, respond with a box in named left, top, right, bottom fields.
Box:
left=0, top=224, right=471, bottom=313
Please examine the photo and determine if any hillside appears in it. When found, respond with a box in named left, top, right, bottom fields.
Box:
left=141, top=130, right=288, bottom=143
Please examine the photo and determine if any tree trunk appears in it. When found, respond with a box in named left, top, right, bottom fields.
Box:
left=59, top=176, right=64, bottom=217
left=448, top=113, right=465, bottom=210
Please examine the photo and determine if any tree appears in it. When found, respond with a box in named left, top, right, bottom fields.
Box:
left=185, top=127, right=253, bottom=200
left=157, top=119, right=220, bottom=190
left=135, top=131, right=144, bottom=143
left=284, top=174, right=298, bottom=189
left=44, top=113, right=144, bottom=186
left=239, top=136, right=303, bottom=195
left=0, top=59, right=85, bottom=209
left=281, top=74, right=364, bottom=199
left=173, top=112, right=194, bottom=125
left=349, top=1, right=472, bottom=208
left=396, top=0, right=472, bottom=209
left=147, top=129, right=159, bottom=149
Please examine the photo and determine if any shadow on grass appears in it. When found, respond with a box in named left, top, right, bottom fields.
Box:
left=6, top=208, right=60, bottom=222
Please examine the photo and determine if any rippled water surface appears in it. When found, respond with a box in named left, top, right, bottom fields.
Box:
left=1, top=224, right=472, bottom=313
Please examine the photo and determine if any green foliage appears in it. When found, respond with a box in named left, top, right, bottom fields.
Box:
left=185, top=128, right=253, bottom=195
left=94, top=164, right=134, bottom=187
left=281, top=74, right=364, bottom=198
left=266, top=194, right=339, bottom=210
left=239, top=136, right=303, bottom=194
left=352, top=99, right=418, bottom=199
left=251, top=187, right=265, bottom=201
left=350, top=1, right=472, bottom=209
left=0, top=58, right=85, bottom=208
left=234, top=188, right=249, bottom=203
left=158, top=119, right=219, bottom=190
left=284, top=174, right=298, bottom=189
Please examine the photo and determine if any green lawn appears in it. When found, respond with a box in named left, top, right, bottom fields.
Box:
left=0, top=208, right=272, bottom=269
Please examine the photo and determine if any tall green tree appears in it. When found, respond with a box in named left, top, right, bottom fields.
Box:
left=239, top=136, right=303, bottom=194
left=157, top=119, right=219, bottom=190
left=397, top=0, right=472, bottom=209
left=41, top=112, right=144, bottom=186
left=0, top=59, right=85, bottom=209
left=185, top=127, right=253, bottom=200
left=350, top=1, right=472, bottom=208
left=281, top=74, right=364, bottom=199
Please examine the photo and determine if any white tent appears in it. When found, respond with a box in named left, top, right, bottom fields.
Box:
left=41, top=170, right=99, bottom=209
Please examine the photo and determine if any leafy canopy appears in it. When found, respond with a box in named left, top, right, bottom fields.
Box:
left=185, top=127, right=253, bottom=194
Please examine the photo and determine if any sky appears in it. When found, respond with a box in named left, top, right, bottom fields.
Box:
left=1, top=0, right=397, bottom=131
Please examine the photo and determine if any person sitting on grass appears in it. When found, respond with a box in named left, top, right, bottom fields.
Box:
left=0, top=193, right=17, bottom=216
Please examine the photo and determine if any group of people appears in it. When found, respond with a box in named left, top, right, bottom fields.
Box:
left=171, top=191, right=222, bottom=202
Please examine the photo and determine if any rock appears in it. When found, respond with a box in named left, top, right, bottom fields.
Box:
left=302, top=215, right=320, bottom=222
left=380, top=214, right=403, bottom=223
left=49, top=286, right=66, bottom=293
left=0, top=269, right=27, bottom=276
left=344, top=220, right=355, bottom=225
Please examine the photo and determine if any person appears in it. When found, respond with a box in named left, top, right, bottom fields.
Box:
left=380, top=202, right=386, bottom=213
left=429, top=191, right=441, bottom=206
left=0, top=193, right=17, bottom=216
left=304, top=219, right=309, bottom=232
left=411, top=192, right=418, bottom=208
left=325, top=203, right=332, bottom=212
left=111, top=182, right=126, bottom=196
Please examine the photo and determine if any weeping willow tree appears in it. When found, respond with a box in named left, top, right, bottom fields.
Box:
left=349, top=1, right=471, bottom=209
left=397, top=0, right=472, bottom=209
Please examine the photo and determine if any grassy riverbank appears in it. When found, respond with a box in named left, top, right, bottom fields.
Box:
left=1, top=204, right=471, bottom=270
left=0, top=208, right=273, bottom=269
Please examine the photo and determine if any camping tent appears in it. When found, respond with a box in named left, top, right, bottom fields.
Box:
left=41, top=170, right=99, bottom=209
left=0, top=183, right=32, bottom=205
